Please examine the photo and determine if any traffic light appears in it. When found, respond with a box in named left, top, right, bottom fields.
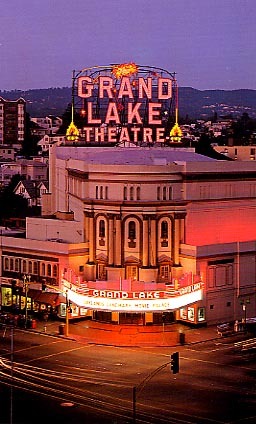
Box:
left=170, top=352, right=179, bottom=374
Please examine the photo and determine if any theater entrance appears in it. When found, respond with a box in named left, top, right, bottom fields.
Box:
left=119, top=312, right=144, bottom=325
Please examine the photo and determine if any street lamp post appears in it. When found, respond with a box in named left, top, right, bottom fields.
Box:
left=23, top=274, right=31, bottom=329
left=65, top=290, right=69, bottom=337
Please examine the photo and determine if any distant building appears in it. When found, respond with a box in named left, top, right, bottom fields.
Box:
left=214, top=145, right=256, bottom=161
left=0, top=97, right=26, bottom=149
left=30, top=116, right=62, bottom=136
left=13, top=180, right=49, bottom=207
left=0, top=158, right=48, bottom=187
left=37, top=134, right=65, bottom=155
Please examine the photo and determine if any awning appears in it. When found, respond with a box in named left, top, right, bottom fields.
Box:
left=28, top=289, right=66, bottom=306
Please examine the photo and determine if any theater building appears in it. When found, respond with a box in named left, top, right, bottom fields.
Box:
left=1, top=63, right=256, bottom=326
left=2, top=143, right=256, bottom=326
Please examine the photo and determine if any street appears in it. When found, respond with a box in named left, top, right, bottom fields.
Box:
left=1, top=326, right=256, bottom=423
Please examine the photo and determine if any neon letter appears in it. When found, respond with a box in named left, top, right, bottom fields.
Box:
left=118, top=77, right=134, bottom=99
left=105, top=102, right=121, bottom=124
left=158, top=78, right=172, bottom=99
left=78, top=76, right=93, bottom=98
left=138, top=77, right=152, bottom=99
left=128, top=102, right=142, bottom=124
left=99, top=76, right=113, bottom=99
left=148, top=103, right=162, bottom=125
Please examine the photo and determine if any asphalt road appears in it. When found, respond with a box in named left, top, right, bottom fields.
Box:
left=1, top=326, right=256, bottom=424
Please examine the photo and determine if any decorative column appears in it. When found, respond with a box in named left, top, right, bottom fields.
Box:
left=114, top=214, right=122, bottom=266
left=108, top=214, right=114, bottom=266
left=142, top=215, right=149, bottom=267
left=85, top=211, right=95, bottom=264
left=149, top=215, right=157, bottom=267
left=173, top=213, right=186, bottom=265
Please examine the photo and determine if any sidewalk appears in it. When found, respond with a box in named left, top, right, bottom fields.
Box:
left=30, top=318, right=237, bottom=347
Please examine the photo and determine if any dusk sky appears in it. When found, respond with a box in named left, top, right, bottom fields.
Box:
left=0, top=0, right=255, bottom=91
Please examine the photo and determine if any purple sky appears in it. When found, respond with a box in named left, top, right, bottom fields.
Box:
left=0, top=0, right=255, bottom=91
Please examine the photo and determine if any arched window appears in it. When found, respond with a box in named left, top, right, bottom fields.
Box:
left=99, top=220, right=105, bottom=238
left=163, top=186, right=167, bottom=200
left=47, top=264, right=51, bottom=277
left=42, top=263, right=45, bottom=276
left=96, top=186, right=99, bottom=199
left=130, top=187, right=134, bottom=200
left=10, top=258, right=14, bottom=270
left=105, top=186, right=108, bottom=199
left=128, top=221, right=136, bottom=240
left=136, top=187, right=140, bottom=200
left=161, top=221, right=168, bottom=239
left=100, top=186, right=103, bottom=199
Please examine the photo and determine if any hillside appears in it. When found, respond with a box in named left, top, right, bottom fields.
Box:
left=0, top=86, right=255, bottom=119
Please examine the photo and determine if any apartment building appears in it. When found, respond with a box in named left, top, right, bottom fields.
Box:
left=0, top=97, right=25, bottom=149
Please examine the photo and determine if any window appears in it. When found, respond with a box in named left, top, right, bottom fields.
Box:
left=42, top=263, right=45, bottom=275
left=161, top=221, right=168, bottom=238
left=130, top=187, right=134, bottom=200
left=10, top=258, right=14, bottom=271
left=169, top=186, right=172, bottom=200
left=28, top=261, right=32, bottom=274
left=128, top=221, right=136, bottom=240
left=99, top=220, right=105, bottom=237
left=159, top=265, right=169, bottom=281
left=15, top=259, right=19, bottom=272
left=124, top=187, right=127, bottom=200
left=105, top=186, right=108, bottom=199
left=100, top=186, right=103, bottom=199
left=22, top=260, right=27, bottom=273
left=96, top=186, right=99, bottom=199
left=163, top=187, right=167, bottom=200
left=4, top=257, right=9, bottom=270
left=157, top=187, right=160, bottom=200
left=136, top=187, right=140, bottom=200
left=126, top=265, right=138, bottom=281
left=33, top=262, right=38, bottom=275
left=47, top=264, right=51, bottom=276
left=53, top=265, right=58, bottom=278
left=97, top=264, right=106, bottom=280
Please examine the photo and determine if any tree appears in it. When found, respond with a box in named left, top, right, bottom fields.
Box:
left=0, top=177, right=29, bottom=223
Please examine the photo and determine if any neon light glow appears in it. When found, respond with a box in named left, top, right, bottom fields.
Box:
left=112, top=62, right=138, bottom=79
left=66, top=121, right=80, bottom=141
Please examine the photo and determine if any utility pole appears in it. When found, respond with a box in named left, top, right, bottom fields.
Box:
left=132, top=355, right=180, bottom=423
left=23, top=275, right=31, bottom=329
left=65, top=290, right=69, bottom=336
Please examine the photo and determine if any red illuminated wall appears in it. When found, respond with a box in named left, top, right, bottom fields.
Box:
left=185, top=200, right=256, bottom=246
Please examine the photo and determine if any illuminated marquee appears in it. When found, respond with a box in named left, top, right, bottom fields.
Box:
left=63, top=282, right=203, bottom=312
left=71, top=64, right=178, bottom=143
